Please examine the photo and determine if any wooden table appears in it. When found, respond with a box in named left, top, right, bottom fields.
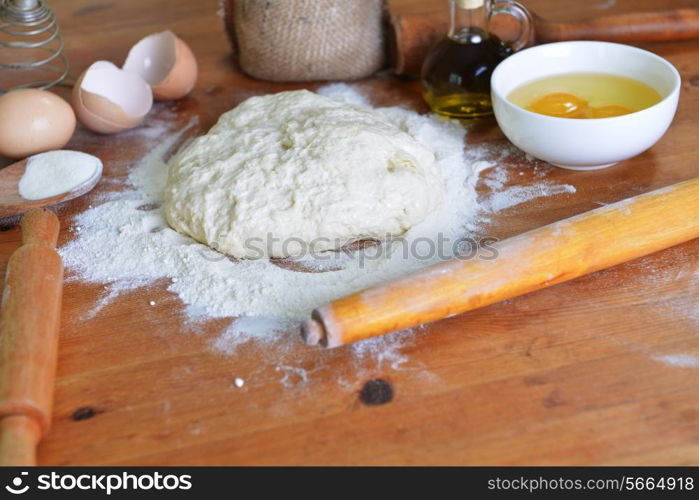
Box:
left=1, top=0, right=698, bottom=465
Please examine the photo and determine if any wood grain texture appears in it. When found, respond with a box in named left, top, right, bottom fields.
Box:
left=0, top=0, right=696, bottom=465
left=0, top=210, right=63, bottom=465
left=536, top=9, right=699, bottom=43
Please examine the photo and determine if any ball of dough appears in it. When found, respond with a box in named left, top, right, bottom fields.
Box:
left=164, top=90, right=443, bottom=259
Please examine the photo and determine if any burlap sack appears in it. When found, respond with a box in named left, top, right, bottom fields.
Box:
left=222, top=0, right=387, bottom=82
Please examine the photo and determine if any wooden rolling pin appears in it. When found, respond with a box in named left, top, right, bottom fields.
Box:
left=302, top=177, right=699, bottom=348
left=391, top=8, right=699, bottom=75
left=0, top=209, right=63, bottom=465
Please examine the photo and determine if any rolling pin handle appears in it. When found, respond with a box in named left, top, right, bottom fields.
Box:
left=0, top=415, right=41, bottom=466
left=21, top=208, right=59, bottom=247
left=301, top=318, right=325, bottom=346
left=0, top=208, right=63, bottom=465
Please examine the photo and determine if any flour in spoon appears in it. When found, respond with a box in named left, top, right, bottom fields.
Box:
left=18, top=150, right=102, bottom=200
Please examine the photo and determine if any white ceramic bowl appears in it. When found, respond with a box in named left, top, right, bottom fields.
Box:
left=491, top=41, right=681, bottom=170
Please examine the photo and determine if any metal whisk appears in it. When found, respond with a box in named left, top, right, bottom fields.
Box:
left=0, top=0, right=69, bottom=92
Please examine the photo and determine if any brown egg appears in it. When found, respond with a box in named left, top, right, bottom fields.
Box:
left=0, top=89, right=76, bottom=159
left=123, top=30, right=198, bottom=100
left=72, top=61, right=153, bottom=134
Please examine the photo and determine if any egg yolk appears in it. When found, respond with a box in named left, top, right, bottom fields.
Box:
left=585, top=104, right=633, bottom=118
left=526, top=93, right=588, bottom=118
left=526, top=92, right=635, bottom=119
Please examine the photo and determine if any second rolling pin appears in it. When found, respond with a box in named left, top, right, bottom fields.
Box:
left=0, top=209, right=63, bottom=465
left=302, top=177, right=699, bottom=348
left=391, top=8, right=699, bottom=75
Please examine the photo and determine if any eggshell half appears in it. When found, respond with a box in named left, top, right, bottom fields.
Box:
left=0, top=89, right=76, bottom=159
left=72, top=61, right=153, bottom=134
left=123, top=30, right=198, bottom=101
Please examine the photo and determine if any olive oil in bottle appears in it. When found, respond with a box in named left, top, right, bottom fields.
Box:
left=421, top=0, right=532, bottom=119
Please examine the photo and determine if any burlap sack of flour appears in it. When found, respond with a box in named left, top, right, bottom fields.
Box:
left=222, top=0, right=386, bottom=81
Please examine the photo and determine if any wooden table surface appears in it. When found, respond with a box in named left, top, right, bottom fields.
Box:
left=1, top=0, right=698, bottom=465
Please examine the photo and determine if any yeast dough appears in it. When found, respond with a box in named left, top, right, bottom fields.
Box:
left=164, top=90, right=444, bottom=258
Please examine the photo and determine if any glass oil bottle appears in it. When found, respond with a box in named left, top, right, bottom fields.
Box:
left=421, top=0, right=533, bottom=119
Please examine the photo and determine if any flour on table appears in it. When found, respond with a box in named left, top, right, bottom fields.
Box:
left=59, top=83, right=579, bottom=361
left=484, top=183, right=577, bottom=212
left=584, top=247, right=699, bottom=370
left=652, top=354, right=699, bottom=369
left=466, top=144, right=577, bottom=213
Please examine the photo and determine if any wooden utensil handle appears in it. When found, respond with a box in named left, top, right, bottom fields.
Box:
left=389, top=8, right=699, bottom=75
left=303, top=177, right=699, bottom=348
left=536, top=9, right=699, bottom=43
left=0, top=209, right=63, bottom=465
left=21, top=207, right=60, bottom=247
left=0, top=416, right=42, bottom=466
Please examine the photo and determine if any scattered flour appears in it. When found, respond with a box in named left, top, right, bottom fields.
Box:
left=59, top=83, right=581, bottom=376
left=213, top=316, right=298, bottom=355
left=652, top=354, right=699, bottom=369
left=594, top=0, right=617, bottom=9
left=484, top=183, right=577, bottom=212
left=588, top=250, right=699, bottom=370
left=626, top=248, right=699, bottom=326
left=317, top=83, right=371, bottom=107
left=471, top=146, right=577, bottom=212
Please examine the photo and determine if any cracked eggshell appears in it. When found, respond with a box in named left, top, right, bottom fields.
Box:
left=72, top=61, right=153, bottom=134
left=123, top=30, right=198, bottom=101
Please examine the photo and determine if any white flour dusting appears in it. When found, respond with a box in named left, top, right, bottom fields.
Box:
left=19, top=150, right=102, bottom=200
left=484, top=183, right=577, bottom=212
left=652, top=354, right=699, bottom=369
left=60, top=84, right=579, bottom=364
left=587, top=248, right=699, bottom=370
left=470, top=144, right=577, bottom=212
